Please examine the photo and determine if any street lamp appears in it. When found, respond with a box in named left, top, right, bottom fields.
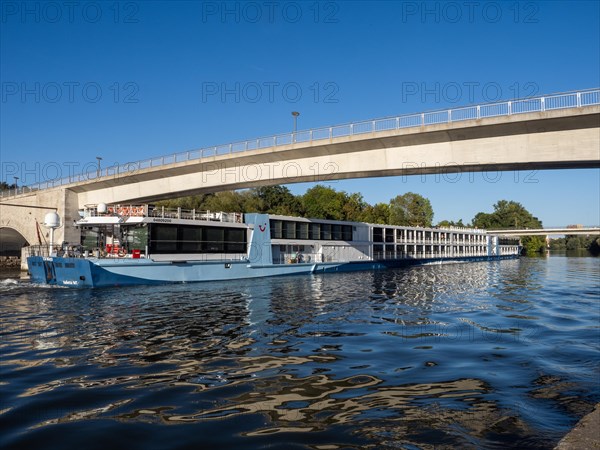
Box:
left=13, top=176, right=19, bottom=195
left=96, top=156, right=103, bottom=177
left=292, top=111, right=300, bottom=142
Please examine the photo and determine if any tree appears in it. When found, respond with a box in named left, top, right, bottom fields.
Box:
left=472, top=200, right=542, bottom=230
left=155, top=194, right=209, bottom=210
left=471, top=200, right=544, bottom=255
left=437, top=219, right=466, bottom=228
left=0, top=181, right=16, bottom=191
left=548, top=237, right=566, bottom=250
left=343, top=192, right=368, bottom=222
left=249, top=186, right=303, bottom=216
left=201, top=191, right=247, bottom=212
left=301, top=185, right=347, bottom=220
left=362, top=203, right=390, bottom=224
left=521, top=235, right=546, bottom=254
left=471, top=212, right=495, bottom=229
left=550, top=235, right=600, bottom=255
left=388, top=192, right=434, bottom=227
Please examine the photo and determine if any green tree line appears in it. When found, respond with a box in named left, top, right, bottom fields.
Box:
left=0, top=181, right=17, bottom=190
left=156, top=185, right=435, bottom=227
left=549, top=235, right=600, bottom=255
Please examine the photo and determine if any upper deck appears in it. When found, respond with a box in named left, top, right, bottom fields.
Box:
left=78, top=204, right=244, bottom=226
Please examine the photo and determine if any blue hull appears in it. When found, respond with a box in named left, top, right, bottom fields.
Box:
left=27, top=255, right=519, bottom=288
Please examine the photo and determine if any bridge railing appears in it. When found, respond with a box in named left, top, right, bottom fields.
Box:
left=2, top=88, right=599, bottom=198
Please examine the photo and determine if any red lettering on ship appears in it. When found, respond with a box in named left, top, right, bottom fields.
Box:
left=259, top=224, right=266, bottom=232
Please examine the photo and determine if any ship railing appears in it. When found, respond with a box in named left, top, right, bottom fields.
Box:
left=145, top=253, right=249, bottom=262
left=81, top=204, right=243, bottom=223
left=373, top=249, right=493, bottom=260
left=24, top=245, right=51, bottom=257
left=275, top=252, right=322, bottom=264
left=147, top=207, right=243, bottom=223
left=82, top=204, right=148, bottom=218
left=3, top=88, right=598, bottom=198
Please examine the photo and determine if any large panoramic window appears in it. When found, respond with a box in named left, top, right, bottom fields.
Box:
left=225, top=228, right=246, bottom=253
left=153, top=224, right=178, bottom=252
left=180, top=226, right=203, bottom=252
left=270, top=220, right=353, bottom=242
left=149, top=224, right=247, bottom=254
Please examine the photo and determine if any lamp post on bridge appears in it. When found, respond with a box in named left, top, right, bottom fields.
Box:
left=96, top=156, right=103, bottom=177
left=292, top=111, right=300, bottom=143
left=13, top=176, right=19, bottom=196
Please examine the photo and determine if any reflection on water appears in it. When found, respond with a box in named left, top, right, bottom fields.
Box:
left=0, top=257, right=599, bottom=449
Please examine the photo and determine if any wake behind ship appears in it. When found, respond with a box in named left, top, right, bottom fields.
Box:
left=26, top=204, right=520, bottom=288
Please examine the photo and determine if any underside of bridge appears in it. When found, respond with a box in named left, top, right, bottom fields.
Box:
left=0, top=227, right=29, bottom=257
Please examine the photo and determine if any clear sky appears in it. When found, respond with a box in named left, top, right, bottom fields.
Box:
left=1, top=1, right=599, bottom=226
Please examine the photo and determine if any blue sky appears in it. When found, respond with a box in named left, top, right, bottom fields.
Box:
left=1, top=0, right=599, bottom=226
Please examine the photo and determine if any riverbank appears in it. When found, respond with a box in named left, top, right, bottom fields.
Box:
left=0, top=256, right=20, bottom=268
left=555, top=404, right=600, bottom=449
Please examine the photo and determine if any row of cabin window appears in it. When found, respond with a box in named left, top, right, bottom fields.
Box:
left=499, top=238, right=520, bottom=245
left=149, top=224, right=247, bottom=253
left=270, top=220, right=353, bottom=241
left=373, top=228, right=490, bottom=243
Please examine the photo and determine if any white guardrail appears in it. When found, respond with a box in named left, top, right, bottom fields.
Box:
left=2, top=88, right=599, bottom=198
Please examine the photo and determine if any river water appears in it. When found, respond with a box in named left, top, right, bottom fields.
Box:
left=1, top=255, right=598, bottom=449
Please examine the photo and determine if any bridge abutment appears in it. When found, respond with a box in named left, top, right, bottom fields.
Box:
left=0, top=188, right=82, bottom=269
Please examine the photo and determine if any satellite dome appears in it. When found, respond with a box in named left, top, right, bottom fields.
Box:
left=44, top=212, right=60, bottom=228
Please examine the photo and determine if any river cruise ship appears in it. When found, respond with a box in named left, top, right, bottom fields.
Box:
left=26, top=204, right=520, bottom=288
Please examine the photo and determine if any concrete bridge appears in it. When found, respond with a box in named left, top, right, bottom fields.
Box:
left=487, top=228, right=600, bottom=236
left=1, top=89, right=599, bottom=256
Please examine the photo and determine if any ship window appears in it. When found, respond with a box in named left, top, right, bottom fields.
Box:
left=270, top=220, right=282, bottom=239
left=204, top=227, right=224, bottom=252
left=321, top=224, right=331, bottom=240
left=80, top=228, right=101, bottom=251
left=332, top=224, right=342, bottom=240
left=128, top=226, right=148, bottom=250
left=373, top=244, right=384, bottom=259
left=309, top=223, right=320, bottom=240
left=342, top=225, right=353, bottom=241
left=55, top=262, right=63, bottom=268
left=373, top=228, right=383, bottom=242
left=283, top=221, right=296, bottom=239
left=65, top=263, right=75, bottom=268
left=180, top=226, right=203, bottom=253
left=225, top=228, right=246, bottom=253
left=152, top=224, right=178, bottom=252
left=385, top=229, right=394, bottom=243
left=298, top=222, right=309, bottom=239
